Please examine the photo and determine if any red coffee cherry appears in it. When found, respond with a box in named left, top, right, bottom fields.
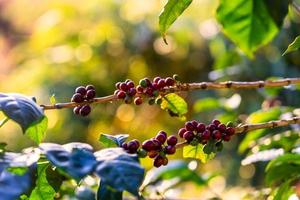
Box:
left=183, top=131, right=194, bottom=142
left=226, top=127, right=235, bottom=136
left=142, top=140, right=155, bottom=151
left=185, top=121, right=195, bottom=131
left=178, top=128, right=186, bottom=138
left=167, top=135, right=178, bottom=146
left=212, top=119, right=221, bottom=126
left=201, top=130, right=211, bottom=140
left=73, top=106, right=81, bottom=115
left=136, top=85, right=144, bottom=93
left=207, top=124, right=216, bottom=132
left=120, top=83, right=128, bottom=91
left=115, top=82, right=121, bottom=89
left=117, top=91, right=126, bottom=99
left=223, top=134, right=231, bottom=141
left=152, top=139, right=162, bottom=150
left=75, top=86, right=87, bottom=96
left=79, top=105, right=91, bottom=116
left=148, top=150, right=159, bottom=158
left=157, top=79, right=166, bottom=88
left=134, top=97, right=143, bottom=105
left=165, top=77, right=175, bottom=86
left=217, top=124, right=226, bottom=132
left=162, top=157, right=168, bottom=166
left=213, top=130, right=222, bottom=140
left=153, top=77, right=161, bottom=84
left=155, top=133, right=167, bottom=144
left=165, top=145, right=176, bottom=154
left=126, top=81, right=134, bottom=88
left=196, top=123, right=206, bottom=132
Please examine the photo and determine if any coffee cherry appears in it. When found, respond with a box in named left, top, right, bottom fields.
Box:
left=152, top=82, right=159, bottom=90
left=115, top=82, right=121, bottom=89
left=153, top=77, right=161, bottom=84
left=155, top=98, right=162, bottom=105
left=165, top=77, right=175, bottom=86
left=117, top=91, right=126, bottom=99
left=152, top=139, right=162, bottom=150
left=120, top=83, right=128, bottom=91
left=136, top=85, right=144, bottom=93
left=127, top=140, right=139, bottom=152
left=178, top=128, right=186, bottom=138
left=152, top=90, right=159, bottom=97
left=114, top=90, right=119, bottom=96
left=148, top=98, right=155, bottom=105
left=185, top=121, right=195, bottom=131
left=191, top=120, right=198, bottom=128
left=86, top=85, right=95, bottom=91
left=201, top=130, right=211, bottom=140
left=73, top=106, right=81, bottom=115
left=148, top=150, right=159, bottom=158
left=196, top=123, right=206, bottom=132
left=223, top=134, right=231, bottom=141
left=128, top=88, right=137, bottom=96
left=217, top=124, right=226, bottom=132
left=165, top=145, right=176, bottom=154
left=155, top=133, right=167, bottom=144
left=139, top=79, right=147, bottom=88
left=134, top=97, right=143, bottom=105
left=183, top=131, right=194, bottom=142
left=173, top=74, right=180, bottom=81
left=157, top=79, right=166, bottom=88
left=144, top=78, right=151, bottom=86
left=213, top=130, right=222, bottom=140
left=80, top=105, right=91, bottom=116
left=226, top=127, right=235, bottom=136
left=86, top=89, right=96, bottom=99
left=154, top=156, right=164, bottom=168
left=122, top=143, right=128, bottom=150
left=162, top=157, right=168, bottom=166
left=75, top=86, right=87, bottom=96
left=137, top=149, right=147, bottom=158
left=145, top=88, right=154, bottom=96
left=207, top=124, right=216, bottom=132
left=126, top=81, right=134, bottom=88
left=212, top=119, right=221, bottom=126
left=167, top=135, right=178, bottom=146
left=142, top=140, right=155, bottom=151
left=157, top=130, right=167, bottom=137
left=71, top=93, right=84, bottom=103
left=124, top=96, right=133, bottom=104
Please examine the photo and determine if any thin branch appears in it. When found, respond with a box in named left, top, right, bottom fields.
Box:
left=174, top=116, right=300, bottom=149
left=40, top=78, right=300, bottom=110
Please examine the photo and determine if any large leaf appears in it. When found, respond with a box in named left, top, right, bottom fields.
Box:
left=183, top=144, right=215, bottom=163
left=216, top=0, right=289, bottom=57
left=25, top=116, right=48, bottom=144
left=273, top=179, right=294, bottom=200
left=159, top=0, right=193, bottom=37
left=94, top=148, right=144, bottom=196
left=99, top=134, right=129, bottom=148
left=97, top=182, right=122, bottom=200
left=161, top=93, right=188, bottom=117
left=283, top=35, right=300, bottom=55
left=29, top=163, right=56, bottom=200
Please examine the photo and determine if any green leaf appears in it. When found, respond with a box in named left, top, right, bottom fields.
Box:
left=159, top=0, right=193, bottom=37
left=216, top=0, right=288, bottom=57
left=6, top=167, right=28, bottom=175
left=161, top=93, right=188, bottom=117
left=99, top=134, right=129, bottom=148
left=50, top=94, right=56, bottom=105
left=25, top=116, right=48, bottom=144
left=283, top=35, right=300, bottom=55
left=273, top=179, right=294, bottom=200
left=183, top=144, right=215, bottom=163
left=29, top=163, right=56, bottom=200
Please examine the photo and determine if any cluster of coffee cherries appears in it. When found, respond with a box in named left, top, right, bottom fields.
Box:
left=71, top=85, right=96, bottom=116
left=114, top=75, right=179, bottom=106
left=122, top=131, right=178, bottom=168
left=178, top=119, right=235, bottom=145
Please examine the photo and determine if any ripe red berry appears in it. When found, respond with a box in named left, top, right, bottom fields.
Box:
left=145, top=88, right=154, bottom=96
left=152, top=82, right=159, bottom=90
left=136, top=85, right=144, bottom=93
left=148, top=150, right=159, bottom=158
left=165, top=145, right=176, bottom=154
left=226, top=127, right=235, bottom=136
left=162, top=157, right=168, bottom=166
left=134, top=97, right=143, bottom=105
left=128, top=88, right=137, bottom=96
left=86, top=85, right=95, bottom=91
left=212, top=119, right=221, bottom=126
left=120, top=83, right=128, bottom=91
left=178, top=128, right=187, bottom=138
left=191, top=120, right=198, bottom=127
left=153, top=77, right=161, bottom=84
left=167, top=135, right=178, bottom=146
left=213, top=130, right=222, bottom=140
left=71, top=93, right=84, bottom=103
left=223, top=134, right=231, bottom=141
left=126, top=81, right=135, bottom=88
left=75, top=86, right=87, bottom=96
left=152, top=139, right=162, bottom=150
left=114, top=90, right=119, bottom=96
left=157, top=130, right=167, bottom=137
left=86, top=89, right=96, bottom=99
left=207, top=124, right=216, bottom=132
left=185, top=121, right=195, bottom=131
left=183, top=131, right=194, bottom=142
left=165, top=77, right=175, bottom=86
left=196, top=123, right=206, bottom=133
left=117, top=91, right=126, bottom=99
left=157, top=79, right=166, bottom=88
left=155, top=133, right=167, bottom=144
left=154, top=156, right=164, bottom=168
left=80, top=105, right=91, bottom=116
left=115, top=82, right=121, bottom=89
left=201, top=130, right=211, bottom=140
left=142, top=140, right=155, bottom=151
left=218, top=124, right=226, bottom=132
left=73, top=106, right=81, bottom=115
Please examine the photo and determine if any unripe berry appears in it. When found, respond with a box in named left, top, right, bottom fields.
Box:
left=155, top=98, right=162, bottom=105
left=148, top=150, right=159, bottom=158
left=148, top=98, right=155, bottom=105
left=137, top=149, right=147, bottom=158
left=201, top=130, right=211, bottom=140
left=183, top=131, right=194, bottom=142
left=216, top=141, right=223, bottom=152
left=124, top=95, right=133, bottom=104
left=154, top=156, right=164, bottom=168
left=155, top=133, right=167, bottom=144
left=71, top=93, right=84, bottom=103
left=73, top=106, right=81, bottom=115
left=213, top=130, right=222, bottom=140
left=75, top=86, right=87, bottom=96
left=126, top=81, right=134, bottom=88
left=162, top=157, right=168, bottom=166
left=142, top=140, right=155, bottom=151
left=134, top=97, right=143, bottom=105
left=153, top=90, right=159, bottom=97
left=226, top=127, right=235, bottom=136
left=167, top=135, right=178, bottom=146
left=223, top=134, right=231, bottom=141
left=165, top=145, right=176, bottom=154
left=196, top=123, right=206, bottom=133
left=185, top=121, right=195, bottom=131
left=217, top=124, right=226, bottom=132
left=173, top=74, right=180, bottom=81
left=117, top=91, right=126, bottom=99
left=120, top=83, right=128, bottom=91
left=86, top=89, right=96, bottom=99
left=165, top=77, right=175, bottom=86
left=80, top=105, right=91, bottom=116
left=139, top=79, right=147, bottom=88
left=212, top=119, right=221, bottom=126
left=86, top=85, right=95, bottom=91
left=178, top=128, right=187, bottom=138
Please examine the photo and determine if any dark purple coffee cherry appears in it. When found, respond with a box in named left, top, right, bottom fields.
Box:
left=167, top=135, right=178, bottom=146
left=75, top=86, right=87, bottom=96
left=126, top=81, right=134, bottom=88
left=80, top=105, right=91, bottom=116
left=152, top=139, right=162, bottom=150
left=213, top=130, right=222, bottom=140
left=165, top=145, right=176, bottom=154
left=71, top=93, right=84, bottom=103
left=154, top=155, right=164, bottom=168
left=201, top=130, right=211, bottom=141
left=148, top=150, right=159, bottom=158
left=178, top=128, right=187, bottom=138
left=212, top=119, right=221, bottom=126
left=158, top=130, right=167, bottom=137
left=142, top=140, right=155, bottom=151
left=162, top=157, right=168, bottom=166
left=191, top=120, right=198, bottom=128
left=124, top=95, right=133, bottom=104
left=86, top=85, right=95, bottom=91
left=86, top=89, right=96, bottom=99
left=73, top=106, right=81, bottom=115
left=153, top=77, right=161, bottom=84
left=128, top=88, right=137, bottom=96
left=122, top=143, right=128, bottom=150
left=165, top=77, right=175, bottom=86
left=196, top=123, right=206, bottom=133
left=217, top=124, right=226, bottom=132
left=207, top=124, right=216, bottom=132
left=134, top=97, right=143, bottom=105
left=185, top=121, right=195, bottom=131
left=183, top=131, right=194, bottom=142
left=127, top=140, right=139, bottom=152
left=117, top=91, right=126, bottom=99
left=155, top=133, right=167, bottom=144
left=226, top=127, right=235, bottom=136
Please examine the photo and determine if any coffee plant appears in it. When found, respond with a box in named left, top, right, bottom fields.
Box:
left=1, top=0, right=300, bottom=200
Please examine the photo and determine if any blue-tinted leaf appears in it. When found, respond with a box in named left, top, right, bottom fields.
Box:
left=0, top=93, right=45, bottom=132
left=97, top=182, right=122, bottom=200
left=99, top=134, right=129, bottom=148
left=76, top=186, right=96, bottom=200
left=95, top=148, right=144, bottom=196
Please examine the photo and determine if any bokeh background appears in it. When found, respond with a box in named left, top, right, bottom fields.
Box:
left=1, top=0, right=300, bottom=199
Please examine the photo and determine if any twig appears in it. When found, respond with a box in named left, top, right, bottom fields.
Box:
left=174, top=116, right=300, bottom=148
left=40, top=78, right=300, bottom=110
